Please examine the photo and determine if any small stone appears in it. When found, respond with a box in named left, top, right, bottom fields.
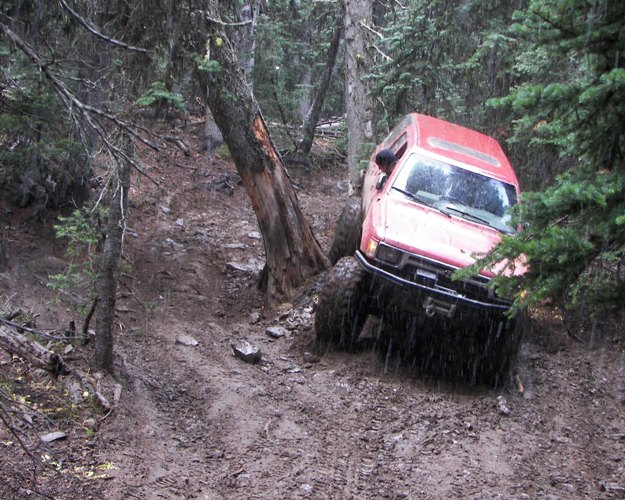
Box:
left=248, top=312, right=261, bottom=324
left=176, top=335, right=199, bottom=347
left=266, top=326, right=287, bottom=339
left=64, top=344, right=74, bottom=355
left=247, top=231, right=262, bottom=240
left=231, top=341, right=262, bottom=364
left=175, top=218, right=184, bottom=227
left=303, top=352, right=320, bottom=364
left=40, top=431, right=67, bottom=443
left=83, top=418, right=98, bottom=431
left=496, top=395, right=510, bottom=416
left=224, top=243, right=247, bottom=250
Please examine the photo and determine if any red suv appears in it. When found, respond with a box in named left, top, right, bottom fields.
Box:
left=316, top=113, right=526, bottom=385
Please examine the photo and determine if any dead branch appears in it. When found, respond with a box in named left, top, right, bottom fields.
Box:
left=163, top=135, right=191, bottom=156
left=0, top=22, right=161, bottom=187
left=59, top=0, right=151, bottom=53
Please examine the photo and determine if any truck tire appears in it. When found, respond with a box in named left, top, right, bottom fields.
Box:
left=328, top=197, right=362, bottom=265
left=474, top=310, right=527, bottom=387
left=315, top=256, right=369, bottom=349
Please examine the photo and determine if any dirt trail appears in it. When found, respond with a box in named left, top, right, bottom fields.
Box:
left=2, top=133, right=624, bottom=499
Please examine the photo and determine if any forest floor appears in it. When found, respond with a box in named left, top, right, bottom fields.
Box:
left=1, top=120, right=625, bottom=499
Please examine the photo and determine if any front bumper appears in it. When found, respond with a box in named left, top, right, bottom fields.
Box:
left=355, top=250, right=512, bottom=318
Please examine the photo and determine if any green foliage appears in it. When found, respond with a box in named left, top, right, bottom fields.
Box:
left=462, top=0, right=625, bottom=315
left=48, top=207, right=107, bottom=312
left=215, top=144, right=232, bottom=160
left=0, top=38, right=90, bottom=209
left=252, top=0, right=344, bottom=125
left=136, top=82, right=186, bottom=112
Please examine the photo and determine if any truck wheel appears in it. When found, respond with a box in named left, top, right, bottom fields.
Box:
left=328, top=197, right=362, bottom=265
left=315, top=256, right=369, bottom=349
left=474, top=310, right=527, bottom=387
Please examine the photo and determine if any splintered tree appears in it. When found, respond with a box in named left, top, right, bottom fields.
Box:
left=200, top=20, right=330, bottom=305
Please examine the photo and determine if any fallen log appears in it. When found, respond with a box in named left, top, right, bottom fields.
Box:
left=0, top=324, right=112, bottom=412
left=0, top=324, right=69, bottom=376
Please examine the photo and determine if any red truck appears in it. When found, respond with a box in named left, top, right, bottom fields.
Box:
left=316, top=113, right=526, bottom=385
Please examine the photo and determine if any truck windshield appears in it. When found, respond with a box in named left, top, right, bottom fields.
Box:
left=392, top=153, right=519, bottom=234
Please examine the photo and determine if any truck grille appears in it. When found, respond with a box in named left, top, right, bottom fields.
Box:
left=375, top=245, right=509, bottom=306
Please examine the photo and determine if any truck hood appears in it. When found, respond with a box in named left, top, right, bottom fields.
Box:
left=379, top=196, right=520, bottom=277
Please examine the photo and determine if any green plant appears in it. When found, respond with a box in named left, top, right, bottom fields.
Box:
left=48, top=207, right=106, bottom=312
left=215, top=144, right=231, bottom=160
left=459, top=0, right=625, bottom=317
left=136, top=81, right=186, bottom=114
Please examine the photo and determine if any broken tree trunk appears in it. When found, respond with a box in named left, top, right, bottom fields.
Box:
left=200, top=19, right=330, bottom=305
left=0, top=325, right=69, bottom=376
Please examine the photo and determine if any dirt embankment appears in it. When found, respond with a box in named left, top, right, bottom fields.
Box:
left=1, top=129, right=624, bottom=499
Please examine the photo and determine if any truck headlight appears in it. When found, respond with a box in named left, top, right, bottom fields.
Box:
left=376, top=244, right=402, bottom=265
left=365, top=238, right=379, bottom=258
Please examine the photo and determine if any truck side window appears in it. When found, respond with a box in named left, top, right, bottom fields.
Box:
left=390, top=132, right=408, bottom=161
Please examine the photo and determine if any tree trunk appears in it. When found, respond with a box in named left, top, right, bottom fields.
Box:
left=202, top=85, right=224, bottom=153
left=94, top=133, right=131, bottom=371
left=201, top=25, right=330, bottom=305
left=299, top=12, right=343, bottom=156
left=234, top=1, right=261, bottom=82
left=343, top=0, right=375, bottom=194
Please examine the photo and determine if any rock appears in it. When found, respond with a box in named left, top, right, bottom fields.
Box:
left=175, top=218, right=184, bottom=227
left=176, top=335, right=199, bottom=347
left=247, top=231, right=262, bottom=240
left=496, top=395, right=510, bottom=416
left=226, top=259, right=264, bottom=273
left=248, top=312, right=261, bottom=324
left=40, top=431, right=67, bottom=443
left=226, top=261, right=248, bottom=272
left=83, top=418, right=98, bottom=431
left=231, top=341, right=262, bottom=364
left=64, top=378, right=84, bottom=403
left=303, top=352, right=320, bottom=364
left=266, top=326, right=288, bottom=339
left=224, top=243, right=247, bottom=250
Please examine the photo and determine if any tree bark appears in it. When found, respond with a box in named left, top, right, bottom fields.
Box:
left=202, top=86, right=224, bottom=153
left=234, top=1, right=262, bottom=82
left=299, top=11, right=343, bottom=156
left=201, top=24, right=330, bottom=305
left=343, top=0, right=376, bottom=194
left=94, top=133, right=131, bottom=371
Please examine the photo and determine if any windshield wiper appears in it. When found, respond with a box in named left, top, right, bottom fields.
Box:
left=443, top=205, right=496, bottom=228
left=392, top=187, right=451, bottom=217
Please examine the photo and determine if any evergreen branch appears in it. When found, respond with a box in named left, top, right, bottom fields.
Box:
left=0, top=22, right=160, bottom=186
left=59, top=0, right=152, bottom=53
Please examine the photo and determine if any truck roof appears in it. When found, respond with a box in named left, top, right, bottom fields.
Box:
left=392, top=113, right=518, bottom=186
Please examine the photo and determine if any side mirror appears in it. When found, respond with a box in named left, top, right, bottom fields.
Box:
left=376, top=174, right=388, bottom=191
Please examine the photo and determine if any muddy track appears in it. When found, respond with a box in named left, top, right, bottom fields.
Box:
left=92, top=147, right=625, bottom=499
left=3, top=137, right=622, bottom=499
